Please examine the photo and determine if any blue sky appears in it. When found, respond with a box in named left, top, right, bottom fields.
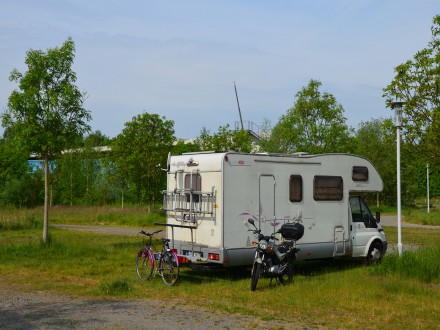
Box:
left=0, top=1, right=438, bottom=139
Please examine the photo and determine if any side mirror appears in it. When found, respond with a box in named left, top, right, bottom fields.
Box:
left=376, top=211, right=381, bottom=223
left=248, top=218, right=255, bottom=226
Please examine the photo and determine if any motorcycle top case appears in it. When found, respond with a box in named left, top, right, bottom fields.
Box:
left=279, top=222, right=304, bottom=241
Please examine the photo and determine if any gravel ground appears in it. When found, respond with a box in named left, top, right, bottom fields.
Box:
left=0, top=283, right=308, bottom=330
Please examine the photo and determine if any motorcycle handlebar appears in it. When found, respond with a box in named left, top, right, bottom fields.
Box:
left=248, top=229, right=281, bottom=242
left=248, top=229, right=261, bottom=234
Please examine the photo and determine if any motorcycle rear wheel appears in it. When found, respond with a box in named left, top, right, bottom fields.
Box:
left=278, top=260, right=294, bottom=284
left=251, top=262, right=261, bottom=291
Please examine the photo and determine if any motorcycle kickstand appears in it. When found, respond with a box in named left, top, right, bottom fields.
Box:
left=269, top=278, right=279, bottom=286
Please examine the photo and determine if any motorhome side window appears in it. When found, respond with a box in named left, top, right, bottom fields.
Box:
left=184, top=173, right=201, bottom=203
left=352, top=166, right=369, bottom=181
left=313, top=176, right=343, bottom=201
left=289, top=175, right=303, bottom=202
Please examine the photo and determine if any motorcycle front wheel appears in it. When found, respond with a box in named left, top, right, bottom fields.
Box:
left=250, top=262, right=261, bottom=291
left=278, top=259, right=294, bottom=284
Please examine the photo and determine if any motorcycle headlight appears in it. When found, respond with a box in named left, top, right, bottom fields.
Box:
left=259, top=240, right=268, bottom=250
left=267, top=241, right=274, bottom=251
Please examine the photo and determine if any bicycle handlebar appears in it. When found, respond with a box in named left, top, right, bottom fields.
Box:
left=139, top=229, right=163, bottom=237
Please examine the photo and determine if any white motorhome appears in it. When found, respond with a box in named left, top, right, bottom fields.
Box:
left=161, top=152, right=387, bottom=267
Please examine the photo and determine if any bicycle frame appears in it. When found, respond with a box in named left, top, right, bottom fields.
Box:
left=136, top=229, right=180, bottom=286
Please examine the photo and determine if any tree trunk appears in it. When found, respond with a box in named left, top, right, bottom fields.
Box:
left=43, top=159, right=49, bottom=242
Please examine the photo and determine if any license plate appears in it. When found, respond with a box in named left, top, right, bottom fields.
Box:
left=184, top=250, right=202, bottom=257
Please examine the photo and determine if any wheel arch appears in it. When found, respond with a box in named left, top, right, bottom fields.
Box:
left=363, top=237, right=384, bottom=257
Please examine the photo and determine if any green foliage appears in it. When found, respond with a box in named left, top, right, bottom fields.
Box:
left=353, top=118, right=397, bottom=204
left=195, top=124, right=253, bottom=153
left=0, top=135, right=41, bottom=207
left=110, top=112, right=175, bottom=205
left=52, top=151, right=86, bottom=205
left=52, top=140, right=113, bottom=206
left=260, top=79, right=352, bottom=154
left=0, top=172, right=43, bottom=208
left=0, top=135, right=30, bottom=185
left=171, top=140, right=200, bottom=155
left=383, top=14, right=440, bottom=168
left=353, top=115, right=440, bottom=206
left=3, top=37, right=91, bottom=161
left=409, top=162, right=440, bottom=197
left=83, top=130, right=111, bottom=147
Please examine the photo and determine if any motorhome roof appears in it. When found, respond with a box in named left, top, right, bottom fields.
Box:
left=182, top=151, right=225, bottom=155
left=182, top=151, right=310, bottom=157
left=181, top=151, right=360, bottom=160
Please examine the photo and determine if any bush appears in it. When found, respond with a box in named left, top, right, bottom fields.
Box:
left=0, top=173, right=43, bottom=208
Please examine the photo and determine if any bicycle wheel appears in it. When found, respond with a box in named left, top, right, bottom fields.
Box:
left=136, top=248, right=154, bottom=281
left=159, top=250, right=179, bottom=286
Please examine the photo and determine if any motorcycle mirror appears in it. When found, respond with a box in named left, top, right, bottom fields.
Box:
left=248, top=218, right=255, bottom=226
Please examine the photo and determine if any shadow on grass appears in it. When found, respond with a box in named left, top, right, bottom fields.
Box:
left=296, top=258, right=366, bottom=277
left=175, top=258, right=366, bottom=285
left=177, top=265, right=251, bottom=284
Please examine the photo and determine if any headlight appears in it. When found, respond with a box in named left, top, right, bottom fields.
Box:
left=259, top=240, right=268, bottom=250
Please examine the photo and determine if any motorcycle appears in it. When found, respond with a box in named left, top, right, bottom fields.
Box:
left=248, top=218, right=304, bottom=291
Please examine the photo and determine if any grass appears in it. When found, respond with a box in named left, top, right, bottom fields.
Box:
left=371, top=245, right=440, bottom=283
left=403, top=207, right=440, bottom=226
left=384, top=226, right=440, bottom=247
left=0, top=205, right=165, bottom=229
left=370, top=203, right=440, bottom=226
left=1, top=223, right=440, bottom=329
left=0, top=207, right=40, bottom=230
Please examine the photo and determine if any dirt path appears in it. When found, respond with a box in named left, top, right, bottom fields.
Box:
left=52, top=224, right=144, bottom=236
